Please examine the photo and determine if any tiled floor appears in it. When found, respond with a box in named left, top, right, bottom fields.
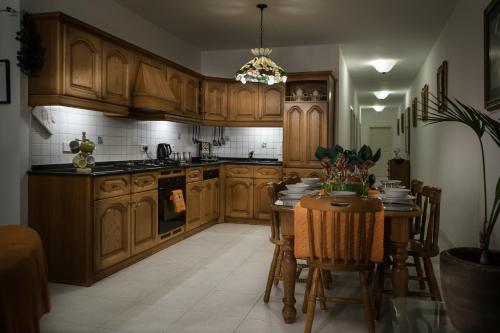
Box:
left=41, top=223, right=434, bottom=333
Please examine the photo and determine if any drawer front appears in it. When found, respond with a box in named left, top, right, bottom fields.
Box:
left=254, top=165, right=282, bottom=179
left=225, top=165, right=253, bottom=178
left=131, top=172, right=158, bottom=193
left=94, top=174, right=131, bottom=200
left=186, top=167, right=203, bottom=183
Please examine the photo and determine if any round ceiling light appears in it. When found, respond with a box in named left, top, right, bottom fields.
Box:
left=373, top=105, right=385, bottom=112
left=369, top=59, right=397, bottom=74
left=373, top=90, right=390, bottom=99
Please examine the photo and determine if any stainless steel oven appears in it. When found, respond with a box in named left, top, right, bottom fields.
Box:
left=158, top=174, right=186, bottom=235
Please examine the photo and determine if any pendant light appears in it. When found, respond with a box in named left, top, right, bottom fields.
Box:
left=235, top=4, right=287, bottom=85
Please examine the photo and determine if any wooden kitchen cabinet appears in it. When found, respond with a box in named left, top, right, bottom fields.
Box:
left=253, top=178, right=279, bottom=220
left=101, top=40, right=133, bottom=106
left=225, top=165, right=253, bottom=178
left=186, top=181, right=203, bottom=231
left=93, top=195, right=131, bottom=271
left=94, top=174, right=131, bottom=200
left=259, top=84, right=285, bottom=121
left=167, top=66, right=184, bottom=114
left=203, top=79, right=228, bottom=121
left=225, top=177, right=254, bottom=219
left=130, top=190, right=158, bottom=255
left=283, top=168, right=325, bottom=181
left=64, top=24, right=102, bottom=100
left=229, top=83, right=259, bottom=121
left=131, top=172, right=158, bottom=193
left=183, top=74, right=200, bottom=118
left=201, top=178, right=220, bottom=225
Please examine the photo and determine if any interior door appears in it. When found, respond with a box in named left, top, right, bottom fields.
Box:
left=369, top=126, right=393, bottom=180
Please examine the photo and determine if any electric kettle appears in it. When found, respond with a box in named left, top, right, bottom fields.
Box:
left=156, top=143, right=172, bottom=161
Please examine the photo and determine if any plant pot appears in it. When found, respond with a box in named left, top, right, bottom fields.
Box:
left=440, top=247, right=500, bottom=333
left=324, top=182, right=365, bottom=195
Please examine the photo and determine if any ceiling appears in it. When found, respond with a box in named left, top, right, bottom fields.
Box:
left=115, top=0, right=459, bottom=112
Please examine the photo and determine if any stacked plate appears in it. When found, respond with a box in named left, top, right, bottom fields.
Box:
left=279, top=183, right=314, bottom=200
left=380, top=187, right=416, bottom=211
left=301, top=178, right=322, bottom=190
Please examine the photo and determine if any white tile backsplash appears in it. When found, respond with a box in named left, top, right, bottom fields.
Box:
left=30, top=106, right=283, bottom=165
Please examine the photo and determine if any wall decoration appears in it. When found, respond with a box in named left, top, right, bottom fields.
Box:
left=485, top=0, right=500, bottom=111
left=421, top=84, right=429, bottom=121
left=0, top=59, right=11, bottom=104
left=397, top=119, right=400, bottom=136
left=412, top=97, right=418, bottom=127
left=406, top=107, right=411, bottom=154
left=401, top=112, right=405, bottom=134
left=437, top=61, right=448, bottom=112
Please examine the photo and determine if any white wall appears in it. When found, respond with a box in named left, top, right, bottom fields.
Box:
left=407, top=0, right=500, bottom=249
left=21, top=0, right=201, bottom=71
left=338, top=48, right=358, bottom=148
left=0, top=0, right=31, bottom=226
left=361, top=108, right=399, bottom=151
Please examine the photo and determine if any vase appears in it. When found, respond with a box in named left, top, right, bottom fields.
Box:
left=324, top=182, right=364, bottom=195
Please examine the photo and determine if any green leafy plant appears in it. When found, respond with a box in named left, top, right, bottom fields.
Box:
left=423, top=94, right=500, bottom=264
left=15, top=12, right=45, bottom=76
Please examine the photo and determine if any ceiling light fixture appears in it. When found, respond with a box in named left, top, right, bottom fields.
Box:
left=373, top=90, right=390, bottom=99
left=369, top=59, right=397, bottom=74
left=373, top=105, right=385, bottom=112
left=235, top=4, right=286, bottom=85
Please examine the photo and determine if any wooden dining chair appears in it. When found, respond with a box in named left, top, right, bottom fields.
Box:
left=263, top=179, right=299, bottom=303
left=409, top=179, right=426, bottom=289
left=300, top=196, right=383, bottom=333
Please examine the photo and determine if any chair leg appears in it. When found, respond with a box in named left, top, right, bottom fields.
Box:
left=302, top=267, right=314, bottom=314
left=318, top=270, right=327, bottom=311
left=413, top=256, right=426, bottom=290
left=304, top=268, right=319, bottom=333
left=372, top=261, right=385, bottom=320
left=360, top=271, right=375, bottom=333
left=423, top=258, right=442, bottom=301
left=263, top=245, right=280, bottom=303
left=321, top=269, right=332, bottom=290
left=274, top=249, right=283, bottom=286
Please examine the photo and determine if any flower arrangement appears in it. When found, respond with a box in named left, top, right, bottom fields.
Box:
left=315, top=145, right=381, bottom=195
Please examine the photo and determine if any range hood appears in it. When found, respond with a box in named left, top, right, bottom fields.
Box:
left=132, top=62, right=178, bottom=113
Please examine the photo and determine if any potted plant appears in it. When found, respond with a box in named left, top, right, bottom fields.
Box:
left=315, top=144, right=381, bottom=195
left=424, top=95, right=500, bottom=333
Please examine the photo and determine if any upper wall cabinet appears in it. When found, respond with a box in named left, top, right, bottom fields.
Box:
left=183, top=74, right=200, bottom=118
left=259, top=84, right=285, bottom=121
left=166, top=66, right=183, bottom=114
left=203, top=79, right=228, bottom=121
left=102, top=41, right=133, bottom=106
left=64, top=25, right=102, bottom=100
left=229, top=83, right=259, bottom=121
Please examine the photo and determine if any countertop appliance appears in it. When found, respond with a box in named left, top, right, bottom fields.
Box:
left=157, top=143, right=172, bottom=161
left=158, top=174, right=186, bottom=235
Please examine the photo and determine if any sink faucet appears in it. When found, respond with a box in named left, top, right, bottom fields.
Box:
left=248, top=151, right=254, bottom=160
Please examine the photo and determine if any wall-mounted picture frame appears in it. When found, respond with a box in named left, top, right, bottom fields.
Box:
left=401, top=112, right=405, bottom=134
left=412, top=97, right=418, bottom=127
left=421, top=84, right=429, bottom=121
left=406, top=107, right=411, bottom=154
left=0, top=60, right=11, bottom=104
left=485, top=0, right=500, bottom=111
left=397, top=119, right=400, bottom=136
left=437, top=60, right=448, bottom=112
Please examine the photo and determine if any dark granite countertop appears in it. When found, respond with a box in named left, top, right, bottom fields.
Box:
left=28, top=158, right=282, bottom=176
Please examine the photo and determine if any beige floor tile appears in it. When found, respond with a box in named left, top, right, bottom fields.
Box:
left=102, top=304, right=186, bottom=333
left=167, top=311, right=242, bottom=333
left=192, top=290, right=260, bottom=319
left=40, top=319, right=97, bottom=333
left=214, top=272, right=268, bottom=295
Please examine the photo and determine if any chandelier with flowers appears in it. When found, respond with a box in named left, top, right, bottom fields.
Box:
left=235, top=4, right=287, bottom=85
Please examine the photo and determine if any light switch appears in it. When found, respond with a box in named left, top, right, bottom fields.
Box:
left=62, top=142, right=72, bottom=153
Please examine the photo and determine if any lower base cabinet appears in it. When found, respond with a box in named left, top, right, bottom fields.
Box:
left=225, top=177, right=254, bottom=219
left=283, top=168, right=324, bottom=181
left=253, top=178, right=280, bottom=220
left=131, top=190, right=158, bottom=255
left=187, top=178, right=220, bottom=231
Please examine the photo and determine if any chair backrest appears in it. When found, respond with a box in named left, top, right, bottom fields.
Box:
left=300, top=196, right=383, bottom=268
left=266, top=178, right=301, bottom=242
left=419, top=186, right=442, bottom=253
left=410, top=179, right=424, bottom=233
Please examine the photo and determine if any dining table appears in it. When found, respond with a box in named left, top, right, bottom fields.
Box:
left=271, top=197, right=421, bottom=324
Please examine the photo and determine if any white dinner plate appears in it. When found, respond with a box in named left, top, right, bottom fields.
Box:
left=279, top=190, right=314, bottom=199
left=327, top=191, right=357, bottom=197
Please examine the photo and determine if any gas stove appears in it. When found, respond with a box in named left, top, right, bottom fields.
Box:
left=89, top=159, right=180, bottom=174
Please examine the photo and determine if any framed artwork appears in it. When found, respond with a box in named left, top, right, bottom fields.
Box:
left=397, top=119, right=400, bottom=136
left=485, top=0, right=500, bottom=111
left=0, top=60, right=11, bottom=104
left=406, top=107, right=411, bottom=154
left=401, top=112, right=405, bottom=134
left=437, top=61, right=448, bottom=112
left=412, top=97, right=418, bottom=127
left=421, top=84, right=429, bottom=121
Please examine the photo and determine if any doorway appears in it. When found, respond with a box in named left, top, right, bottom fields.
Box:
left=369, top=126, right=392, bottom=180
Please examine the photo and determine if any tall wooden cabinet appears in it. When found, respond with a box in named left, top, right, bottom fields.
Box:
left=283, top=72, right=336, bottom=176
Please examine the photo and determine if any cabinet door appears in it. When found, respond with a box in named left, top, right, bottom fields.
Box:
left=202, top=178, right=220, bottom=223
left=102, top=41, right=132, bottom=106
left=186, top=182, right=203, bottom=231
left=167, top=66, right=183, bottom=114
left=229, top=83, right=258, bottom=121
left=259, top=84, right=284, bottom=121
left=203, top=80, right=227, bottom=121
left=184, top=75, right=200, bottom=117
left=225, top=178, right=253, bottom=219
left=94, top=196, right=131, bottom=271
left=304, top=104, right=328, bottom=168
left=64, top=25, right=101, bottom=100
left=253, top=178, right=279, bottom=220
left=283, top=104, right=305, bottom=167
left=130, top=190, right=157, bottom=255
